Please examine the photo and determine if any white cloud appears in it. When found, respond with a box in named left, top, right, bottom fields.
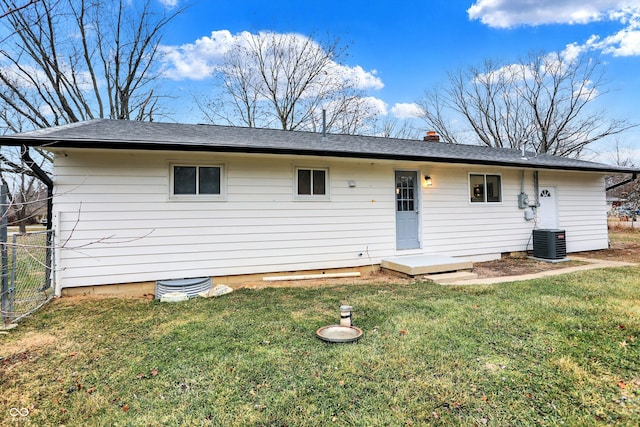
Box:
left=333, top=64, right=384, bottom=90
left=160, top=30, right=384, bottom=91
left=364, top=97, right=388, bottom=115
left=584, top=25, right=640, bottom=56
left=559, top=8, right=640, bottom=56
left=468, top=1, right=640, bottom=58
left=158, top=0, right=179, bottom=8
left=391, top=103, right=424, bottom=119
left=0, top=62, right=95, bottom=92
left=160, top=30, right=235, bottom=80
left=467, top=0, right=638, bottom=28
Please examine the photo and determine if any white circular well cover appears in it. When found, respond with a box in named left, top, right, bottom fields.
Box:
left=316, top=325, right=363, bottom=343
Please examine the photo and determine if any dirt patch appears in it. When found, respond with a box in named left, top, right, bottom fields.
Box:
left=0, top=332, right=58, bottom=371
left=578, top=241, right=640, bottom=264
left=243, top=239, right=640, bottom=287
left=0, top=332, right=57, bottom=356
left=472, top=256, right=585, bottom=279
left=473, top=229, right=640, bottom=279
left=239, top=242, right=640, bottom=288
left=238, top=270, right=414, bottom=289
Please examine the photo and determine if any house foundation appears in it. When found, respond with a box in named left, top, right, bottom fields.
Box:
left=60, top=265, right=380, bottom=298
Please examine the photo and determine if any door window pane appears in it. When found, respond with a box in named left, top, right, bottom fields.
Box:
left=396, top=172, right=416, bottom=212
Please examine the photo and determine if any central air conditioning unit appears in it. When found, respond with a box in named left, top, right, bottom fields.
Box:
left=532, top=229, right=567, bottom=260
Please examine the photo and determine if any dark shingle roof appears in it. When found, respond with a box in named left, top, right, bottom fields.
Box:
left=1, top=119, right=635, bottom=173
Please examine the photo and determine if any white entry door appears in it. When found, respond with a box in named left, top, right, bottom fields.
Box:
left=538, top=187, right=558, bottom=229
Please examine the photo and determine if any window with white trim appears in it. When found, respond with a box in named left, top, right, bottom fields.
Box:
left=296, top=167, right=328, bottom=198
left=171, top=165, right=222, bottom=197
left=470, top=173, right=502, bottom=203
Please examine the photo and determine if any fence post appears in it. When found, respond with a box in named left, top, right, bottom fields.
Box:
left=1, top=184, right=9, bottom=326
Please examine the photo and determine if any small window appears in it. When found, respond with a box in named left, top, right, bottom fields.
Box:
left=172, top=165, right=221, bottom=196
left=296, top=167, right=327, bottom=197
left=470, top=174, right=502, bottom=203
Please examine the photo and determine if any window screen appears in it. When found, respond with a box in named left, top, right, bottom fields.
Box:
left=297, top=168, right=327, bottom=196
left=199, top=167, right=221, bottom=194
left=470, top=174, right=501, bottom=203
left=486, top=175, right=502, bottom=202
left=174, top=166, right=197, bottom=195
left=173, top=165, right=221, bottom=196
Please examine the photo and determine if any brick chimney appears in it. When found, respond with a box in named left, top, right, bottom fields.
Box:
left=423, top=131, right=440, bottom=142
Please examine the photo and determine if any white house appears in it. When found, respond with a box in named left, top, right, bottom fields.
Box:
left=2, top=120, right=636, bottom=296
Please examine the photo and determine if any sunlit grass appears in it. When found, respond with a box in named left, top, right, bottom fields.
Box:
left=1, top=267, right=639, bottom=426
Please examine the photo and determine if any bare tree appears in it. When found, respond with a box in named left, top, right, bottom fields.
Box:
left=0, top=147, right=47, bottom=233
left=0, top=0, right=182, bottom=232
left=0, top=0, right=38, bottom=19
left=369, top=117, right=420, bottom=140
left=418, top=51, right=636, bottom=157
left=604, top=141, right=640, bottom=220
left=0, top=0, right=183, bottom=133
left=198, top=32, right=382, bottom=134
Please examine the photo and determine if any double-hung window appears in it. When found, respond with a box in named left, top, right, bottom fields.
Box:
left=171, top=164, right=223, bottom=198
left=296, top=167, right=328, bottom=198
left=469, top=173, right=502, bottom=203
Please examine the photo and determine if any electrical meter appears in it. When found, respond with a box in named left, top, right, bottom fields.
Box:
left=518, top=192, right=530, bottom=209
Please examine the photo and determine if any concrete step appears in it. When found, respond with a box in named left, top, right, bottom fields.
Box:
left=426, top=271, right=478, bottom=284
left=381, top=254, right=474, bottom=276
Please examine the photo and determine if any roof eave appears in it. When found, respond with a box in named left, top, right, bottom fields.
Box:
left=4, top=136, right=636, bottom=174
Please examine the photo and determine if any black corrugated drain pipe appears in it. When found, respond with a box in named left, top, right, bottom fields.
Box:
left=20, top=146, right=53, bottom=230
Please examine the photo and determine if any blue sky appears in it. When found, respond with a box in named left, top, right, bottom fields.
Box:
left=157, top=0, right=640, bottom=161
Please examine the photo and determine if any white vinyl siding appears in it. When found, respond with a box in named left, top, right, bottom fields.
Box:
left=52, top=150, right=395, bottom=288
left=51, top=149, right=610, bottom=290
left=542, top=172, right=608, bottom=252
left=421, top=165, right=608, bottom=258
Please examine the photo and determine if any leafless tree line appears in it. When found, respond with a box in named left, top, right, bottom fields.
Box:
left=418, top=52, right=636, bottom=157
left=0, top=0, right=182, bottom=133
left=197, top=32, right=391, bottom=136
left=0, top=0, right=183, bottom=231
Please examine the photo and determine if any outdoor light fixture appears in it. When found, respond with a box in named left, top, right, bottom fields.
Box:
left=424, top=175, right=433, bottom=187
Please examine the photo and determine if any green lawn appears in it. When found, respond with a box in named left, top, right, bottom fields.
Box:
left=1, top=265, right=639, bottom=425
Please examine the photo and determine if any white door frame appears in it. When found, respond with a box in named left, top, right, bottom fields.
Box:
left=394, top=170, right=421, bottom=250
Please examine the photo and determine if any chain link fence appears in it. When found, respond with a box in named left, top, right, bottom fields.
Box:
left=2, top=185, right=55, bottom=326
left=1, top=230, right=55, bottom=325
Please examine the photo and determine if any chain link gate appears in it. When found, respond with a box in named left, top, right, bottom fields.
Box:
left=1, top=185, right=55, bottom=326
left=2, top=231, right=55, bottom=324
